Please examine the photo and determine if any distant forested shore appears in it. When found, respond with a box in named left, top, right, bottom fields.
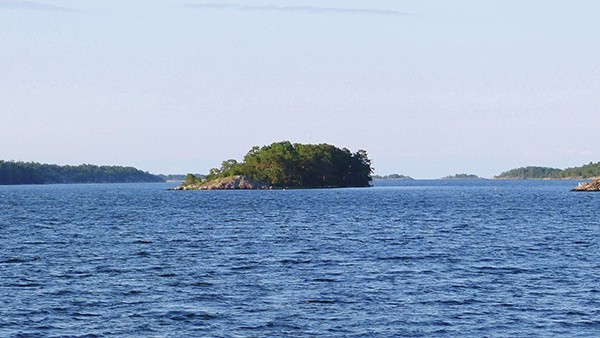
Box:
left=495, top=161, right=600, bottom=179
left=442, top=173, right=482, bottom=180
left=0, top=160, right=164, bottom=185
left=371, top=174, right=413, bottom=180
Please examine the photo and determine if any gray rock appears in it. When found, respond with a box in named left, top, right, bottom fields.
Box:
left=173, top=175, right=272, bottom=190
left=572, top=178, right=600, bottom=191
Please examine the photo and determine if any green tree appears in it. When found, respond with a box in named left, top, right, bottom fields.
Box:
left=204, top=141, right=373, bottom=188
left=184, top=173, right=201, bottom=185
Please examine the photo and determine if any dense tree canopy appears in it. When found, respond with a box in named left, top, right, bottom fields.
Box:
left=0, top=161, right=164, bottom=185
left=495, top=162, right=600, bottom=179
left=558, top=162, right=600, bottom=178
left=494, top=166, right=562, bottom=179
left=203, top=141, right=373, bottom=188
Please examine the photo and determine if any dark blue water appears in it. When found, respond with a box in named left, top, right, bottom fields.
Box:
left=1, top=180, right=599, bottom=337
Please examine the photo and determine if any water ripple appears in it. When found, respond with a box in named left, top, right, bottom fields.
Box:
left=0, top=181, right=599, bottom=336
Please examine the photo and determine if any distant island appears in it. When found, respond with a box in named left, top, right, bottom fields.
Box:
left=495, top=161, right=600, bottom=179
left=178, top=141, right=373, bottom=190
left=441, top=173, right=483, bottom=180
left=158, top=174, right=205, bottom=182
left=372, top=174, right=414, bottom=180
left=0, top=160, right=164, bottom=185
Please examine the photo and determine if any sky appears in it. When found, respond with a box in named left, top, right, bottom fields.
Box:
left=1, top=0, right=599, bottom=178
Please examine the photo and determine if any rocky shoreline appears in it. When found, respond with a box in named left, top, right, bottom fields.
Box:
left=169, top=175, right=272, bottom=190
left=572, top=178, right=600, bottom=192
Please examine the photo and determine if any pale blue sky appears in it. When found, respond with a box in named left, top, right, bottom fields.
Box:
left=1, top=1, right=599, bottom=178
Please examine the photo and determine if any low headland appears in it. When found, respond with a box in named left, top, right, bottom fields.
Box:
left=173, top=141, right=373, bottom=190
left=493, top=162, right=600, bottom=191
left=494, top=162, right=600, bottom=180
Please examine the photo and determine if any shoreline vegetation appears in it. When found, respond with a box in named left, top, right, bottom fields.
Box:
left=175, top=141, right=373, bottom=190
left=2, top=154, right=598, bottom=190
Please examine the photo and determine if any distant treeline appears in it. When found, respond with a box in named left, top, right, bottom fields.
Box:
left=441, top=173, right=482, bottom=180
left=157, top=174, right=205, bottom=182
left=0, top=161, right=164, bottom=185
left=495, top=161, right=600, bottom=179
left=372, top=174, right=413, bottom=180
left=187, top=141, right=373, bottom=188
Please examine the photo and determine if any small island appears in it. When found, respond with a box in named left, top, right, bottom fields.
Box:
left=372, top=174, right=414, bottom=180
left=441, top=173, right=482, bottom=180
left=174, top=141, right=373, bottom=190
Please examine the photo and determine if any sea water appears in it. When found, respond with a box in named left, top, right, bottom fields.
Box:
left=1, top=180, right=599, bottom=337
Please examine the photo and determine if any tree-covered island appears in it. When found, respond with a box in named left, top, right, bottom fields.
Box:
left=178, top=141, right=373, bottom=190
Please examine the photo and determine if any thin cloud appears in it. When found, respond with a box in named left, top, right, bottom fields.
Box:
left=184, top=3, right=408, bottom=16
left=183, top=3, right=238, bottom=9
left=0, top=0, right=76, bottom=12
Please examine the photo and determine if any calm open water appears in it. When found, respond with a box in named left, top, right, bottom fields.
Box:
left=1, top=180, right=599, bottom=337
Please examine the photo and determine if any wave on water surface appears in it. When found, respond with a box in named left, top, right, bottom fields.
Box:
left=0, top=181, right=599, bottom=336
